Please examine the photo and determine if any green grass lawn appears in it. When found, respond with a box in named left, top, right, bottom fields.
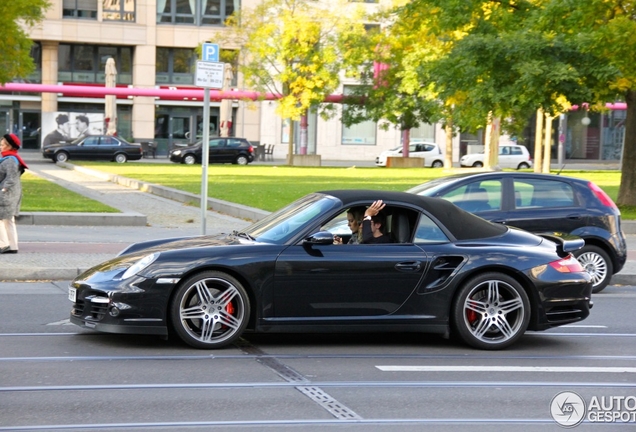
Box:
left=21, top=162, right=636, bottom=219
left=21, top=172, right=119, bottom=213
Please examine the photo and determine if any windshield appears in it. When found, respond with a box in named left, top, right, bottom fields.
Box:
left=243, top=193, right=340, bottom=244
left=406, top=177, right=458, bottom=195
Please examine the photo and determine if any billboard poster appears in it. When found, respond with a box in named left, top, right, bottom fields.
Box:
left=41, top=112, right=104, bottom=147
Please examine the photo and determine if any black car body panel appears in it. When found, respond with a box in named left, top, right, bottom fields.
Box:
left=42, top=135, right=142, bottom=162
left=169, top=137, right=254, bottom=164
left=69, top=190, right=592, bottom=350
left=407, top=172, right=627, bottom=292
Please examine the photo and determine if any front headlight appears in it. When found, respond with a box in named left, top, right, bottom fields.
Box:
left=119, top=252, right=160, bottom=280
left=172, top=150, right=182, bottom=156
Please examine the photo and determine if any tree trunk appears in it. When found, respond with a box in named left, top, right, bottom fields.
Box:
left=287, top=120, right=294, bottom=166
left=542, top=113, right=553, bottom=173
left=402, top=128, right=410, bottom=158
left=617, top=90, right=636, bottom=205
left=534, top=108, right=544, bottom=173
left=444, top=120, right=453, bottom=168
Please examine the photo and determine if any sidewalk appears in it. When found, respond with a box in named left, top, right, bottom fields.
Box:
left=3, top=152, right=636, bottom=285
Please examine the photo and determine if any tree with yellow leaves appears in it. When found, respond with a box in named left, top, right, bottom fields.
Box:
left=222, top=0, right=368, bottom=164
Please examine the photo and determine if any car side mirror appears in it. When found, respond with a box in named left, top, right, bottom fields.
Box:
left=303, top=231, right=334, bottom=245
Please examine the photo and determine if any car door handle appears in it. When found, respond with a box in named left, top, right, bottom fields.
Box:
left=567, top=215, right=582, bottom=220
left=395, top=261, right=422, bottom=272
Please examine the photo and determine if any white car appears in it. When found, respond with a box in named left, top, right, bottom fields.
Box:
left=460, top=144, right=533, bottom=169
left=375, top=142, right=444, bottom=167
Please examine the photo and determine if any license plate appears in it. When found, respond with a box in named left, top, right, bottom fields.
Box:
left=68, top=287, right=76, bottom=302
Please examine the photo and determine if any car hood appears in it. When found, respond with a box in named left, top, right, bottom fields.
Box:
left=75, top=234, right=262, bottom=283
left=118, top=234, right=245, bottom=256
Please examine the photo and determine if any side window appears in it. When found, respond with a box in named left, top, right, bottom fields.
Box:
left=227, top=139, right=242, bottom=147
left=438, top=180, right=502, bottom=213
left=101, top=137, right=115, bottom=145
left=209, top=139, right=224, bottom=148
left=514, top=179, right=575, bottom=209
left=510, top=147, right=522, bottom=155
left=83, top=137, right=99, bottom=146
left=414, top=214, right=449, bottom=243
left=500, top=146, right=510, bottom=155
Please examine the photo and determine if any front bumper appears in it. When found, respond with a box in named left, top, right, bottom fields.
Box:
left=69, top=277, right=175, bottom=337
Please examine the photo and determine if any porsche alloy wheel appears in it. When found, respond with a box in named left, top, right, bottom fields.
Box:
left=453, top=273, right=530, bottom=350
left=575, top=245, right=612, bottom=293
left=170, top=271, right=250, bottom=349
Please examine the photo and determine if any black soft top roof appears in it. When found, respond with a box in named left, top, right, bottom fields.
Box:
left=318, top=189, right=507, bottom=241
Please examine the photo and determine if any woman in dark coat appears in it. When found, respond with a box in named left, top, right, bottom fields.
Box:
left=0, top=133, right=28, bottom=253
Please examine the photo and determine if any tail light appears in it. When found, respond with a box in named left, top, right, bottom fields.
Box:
left=549, top=255, right=584, bottom=273
left=248, top=146, right=254, bottom=153
left=588, top=182, right=618, bottom=209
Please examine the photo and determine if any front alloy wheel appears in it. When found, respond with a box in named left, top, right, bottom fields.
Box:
left=170, top=271, right=250, bottom=349
left=183, top=154, right=196, bottom=165
left=452, top=272, right=530, bottom=350
left=575, top=245, right=612, bottom=293
left=55, top=152, right=69, bottom=163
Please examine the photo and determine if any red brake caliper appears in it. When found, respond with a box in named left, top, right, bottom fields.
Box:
left=226, top=302, right=235, bottom=315
left=466, top=308, right=477, bottom=324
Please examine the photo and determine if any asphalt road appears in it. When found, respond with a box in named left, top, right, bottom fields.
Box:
left=1, top=282, right=635, bottom=431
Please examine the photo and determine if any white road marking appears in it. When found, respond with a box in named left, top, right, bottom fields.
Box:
left=46, top=319, right=73, bottom=326
left=561, top=325, right=607, bottom=328
left=376, top=366, right=636, bottom=373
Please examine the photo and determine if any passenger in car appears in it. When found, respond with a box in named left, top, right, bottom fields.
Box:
left=361, top=200, right=391, bottom=244
left=333, top=207, right=365, bottom=244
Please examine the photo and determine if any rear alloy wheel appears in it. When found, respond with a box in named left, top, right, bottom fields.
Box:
left=431, top=160, right=444, bottom=168
left=115, top=153, right=128, bottom=163
left=170, top=271, right=250, bottom=349
left=452, top=272, right=530, bottom=350
left=235, top=155, right=249, bottom=165
left=472, top=161, right=484, bottom=168
left=183, top=154, right=196, bottom=165
left=55, top=152, right=69, bottom=163
left=574, top=245, right=612, bottom=293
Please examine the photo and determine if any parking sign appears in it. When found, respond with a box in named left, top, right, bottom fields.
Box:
left=202, top=43, right=219, bottom=63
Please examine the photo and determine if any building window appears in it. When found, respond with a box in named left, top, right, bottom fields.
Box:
left=24, top=43, right=42, bottom=83
left=58, top=44, right=133, bottom=84
left=157, top=0, right=238, bottom=26
left=156, top=48, right=197, bottom=84
left=63, top=0, right=98, bottom=19
left=342, top=86, right=376, bottom=145
left=103, top=0, right=135, bottom=21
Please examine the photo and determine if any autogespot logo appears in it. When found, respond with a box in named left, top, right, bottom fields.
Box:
left=551, top=391, right=586, bottom=427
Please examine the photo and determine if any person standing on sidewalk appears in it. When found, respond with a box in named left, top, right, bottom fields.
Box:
left=0, top=134, right=28, bottom=254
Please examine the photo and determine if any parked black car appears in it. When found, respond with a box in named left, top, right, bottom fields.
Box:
left=69, top=190, right=592, bottom=351
left=42, top=135, right=142, bottom=163
left=407, top=172, right=627, bottom=293
left=169, top=138, right=255, bottom=165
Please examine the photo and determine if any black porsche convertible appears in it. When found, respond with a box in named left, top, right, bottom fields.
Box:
left=69, top=190, right=593, bottom=350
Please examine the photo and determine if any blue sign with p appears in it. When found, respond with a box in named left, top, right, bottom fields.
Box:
left=202, top=43, right=219, bottom=62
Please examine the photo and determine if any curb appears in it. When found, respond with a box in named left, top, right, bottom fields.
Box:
left=17, top=212, right=147, bottom=226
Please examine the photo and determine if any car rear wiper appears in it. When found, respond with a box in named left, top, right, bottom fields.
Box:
left=232, top=230, right=256, bottom=241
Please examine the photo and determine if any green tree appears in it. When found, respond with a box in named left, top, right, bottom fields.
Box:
left=1, top=1, right=50, bottom=84
left=340, top=8, right=444, bottom=160
left=222, top=0, right=367, bottom=164
left=534, top=0, right=636, bottom=205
